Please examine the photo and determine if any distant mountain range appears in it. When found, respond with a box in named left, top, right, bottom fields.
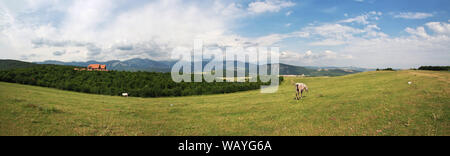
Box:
left=0, top=58, right=369, bottom=77
left=267, top=63, right=367, bottom=77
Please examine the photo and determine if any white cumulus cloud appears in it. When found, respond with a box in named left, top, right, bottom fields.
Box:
left=248, top=0, right=295, bottom=14
left=393, top=12, right=433, bottom=19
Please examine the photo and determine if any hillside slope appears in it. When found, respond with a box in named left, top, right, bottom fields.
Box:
left=0, top=70, right=448, bottom=136
left=0, top=60, right=39, bottom=70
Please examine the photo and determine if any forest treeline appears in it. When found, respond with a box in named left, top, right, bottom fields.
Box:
left=0, top=64, right=282, bottom=97
left=418, top=66, right=450, bottom=71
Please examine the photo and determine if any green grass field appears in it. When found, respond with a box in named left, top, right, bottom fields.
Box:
left=0, top=70, right=448, bottom=136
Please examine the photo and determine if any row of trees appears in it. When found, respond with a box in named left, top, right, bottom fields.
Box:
left=418, top=66, right=450, bottom=71
left=376, top=68, right=394, bottom=71
left=0, top=65, right=282, bottom=97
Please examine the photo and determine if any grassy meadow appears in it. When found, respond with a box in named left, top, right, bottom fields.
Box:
left=0, top=70, right=448, bottom=136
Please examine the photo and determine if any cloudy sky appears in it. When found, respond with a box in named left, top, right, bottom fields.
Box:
left=0, top=0, right=449, bottom=68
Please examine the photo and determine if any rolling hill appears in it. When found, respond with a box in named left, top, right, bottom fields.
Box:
left=0, top=64, right=274, bottom=97
left=0, top=70, right=448, bottom=136
left=0, top=59, right=39, bottom=70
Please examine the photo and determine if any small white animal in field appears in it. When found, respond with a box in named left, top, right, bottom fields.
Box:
left=408, top=81, right=412, bottom=85
left=294, top=83, right=309, bottom=100
left=170, top=104, right=174, bottom=107
left=122, top=93, right=128, bottom=97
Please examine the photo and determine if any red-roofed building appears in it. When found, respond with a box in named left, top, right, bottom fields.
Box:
left=87, top=64, right=108, bottom=71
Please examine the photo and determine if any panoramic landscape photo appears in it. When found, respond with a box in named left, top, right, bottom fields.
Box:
left=0, top=0, right=449, bottom=136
